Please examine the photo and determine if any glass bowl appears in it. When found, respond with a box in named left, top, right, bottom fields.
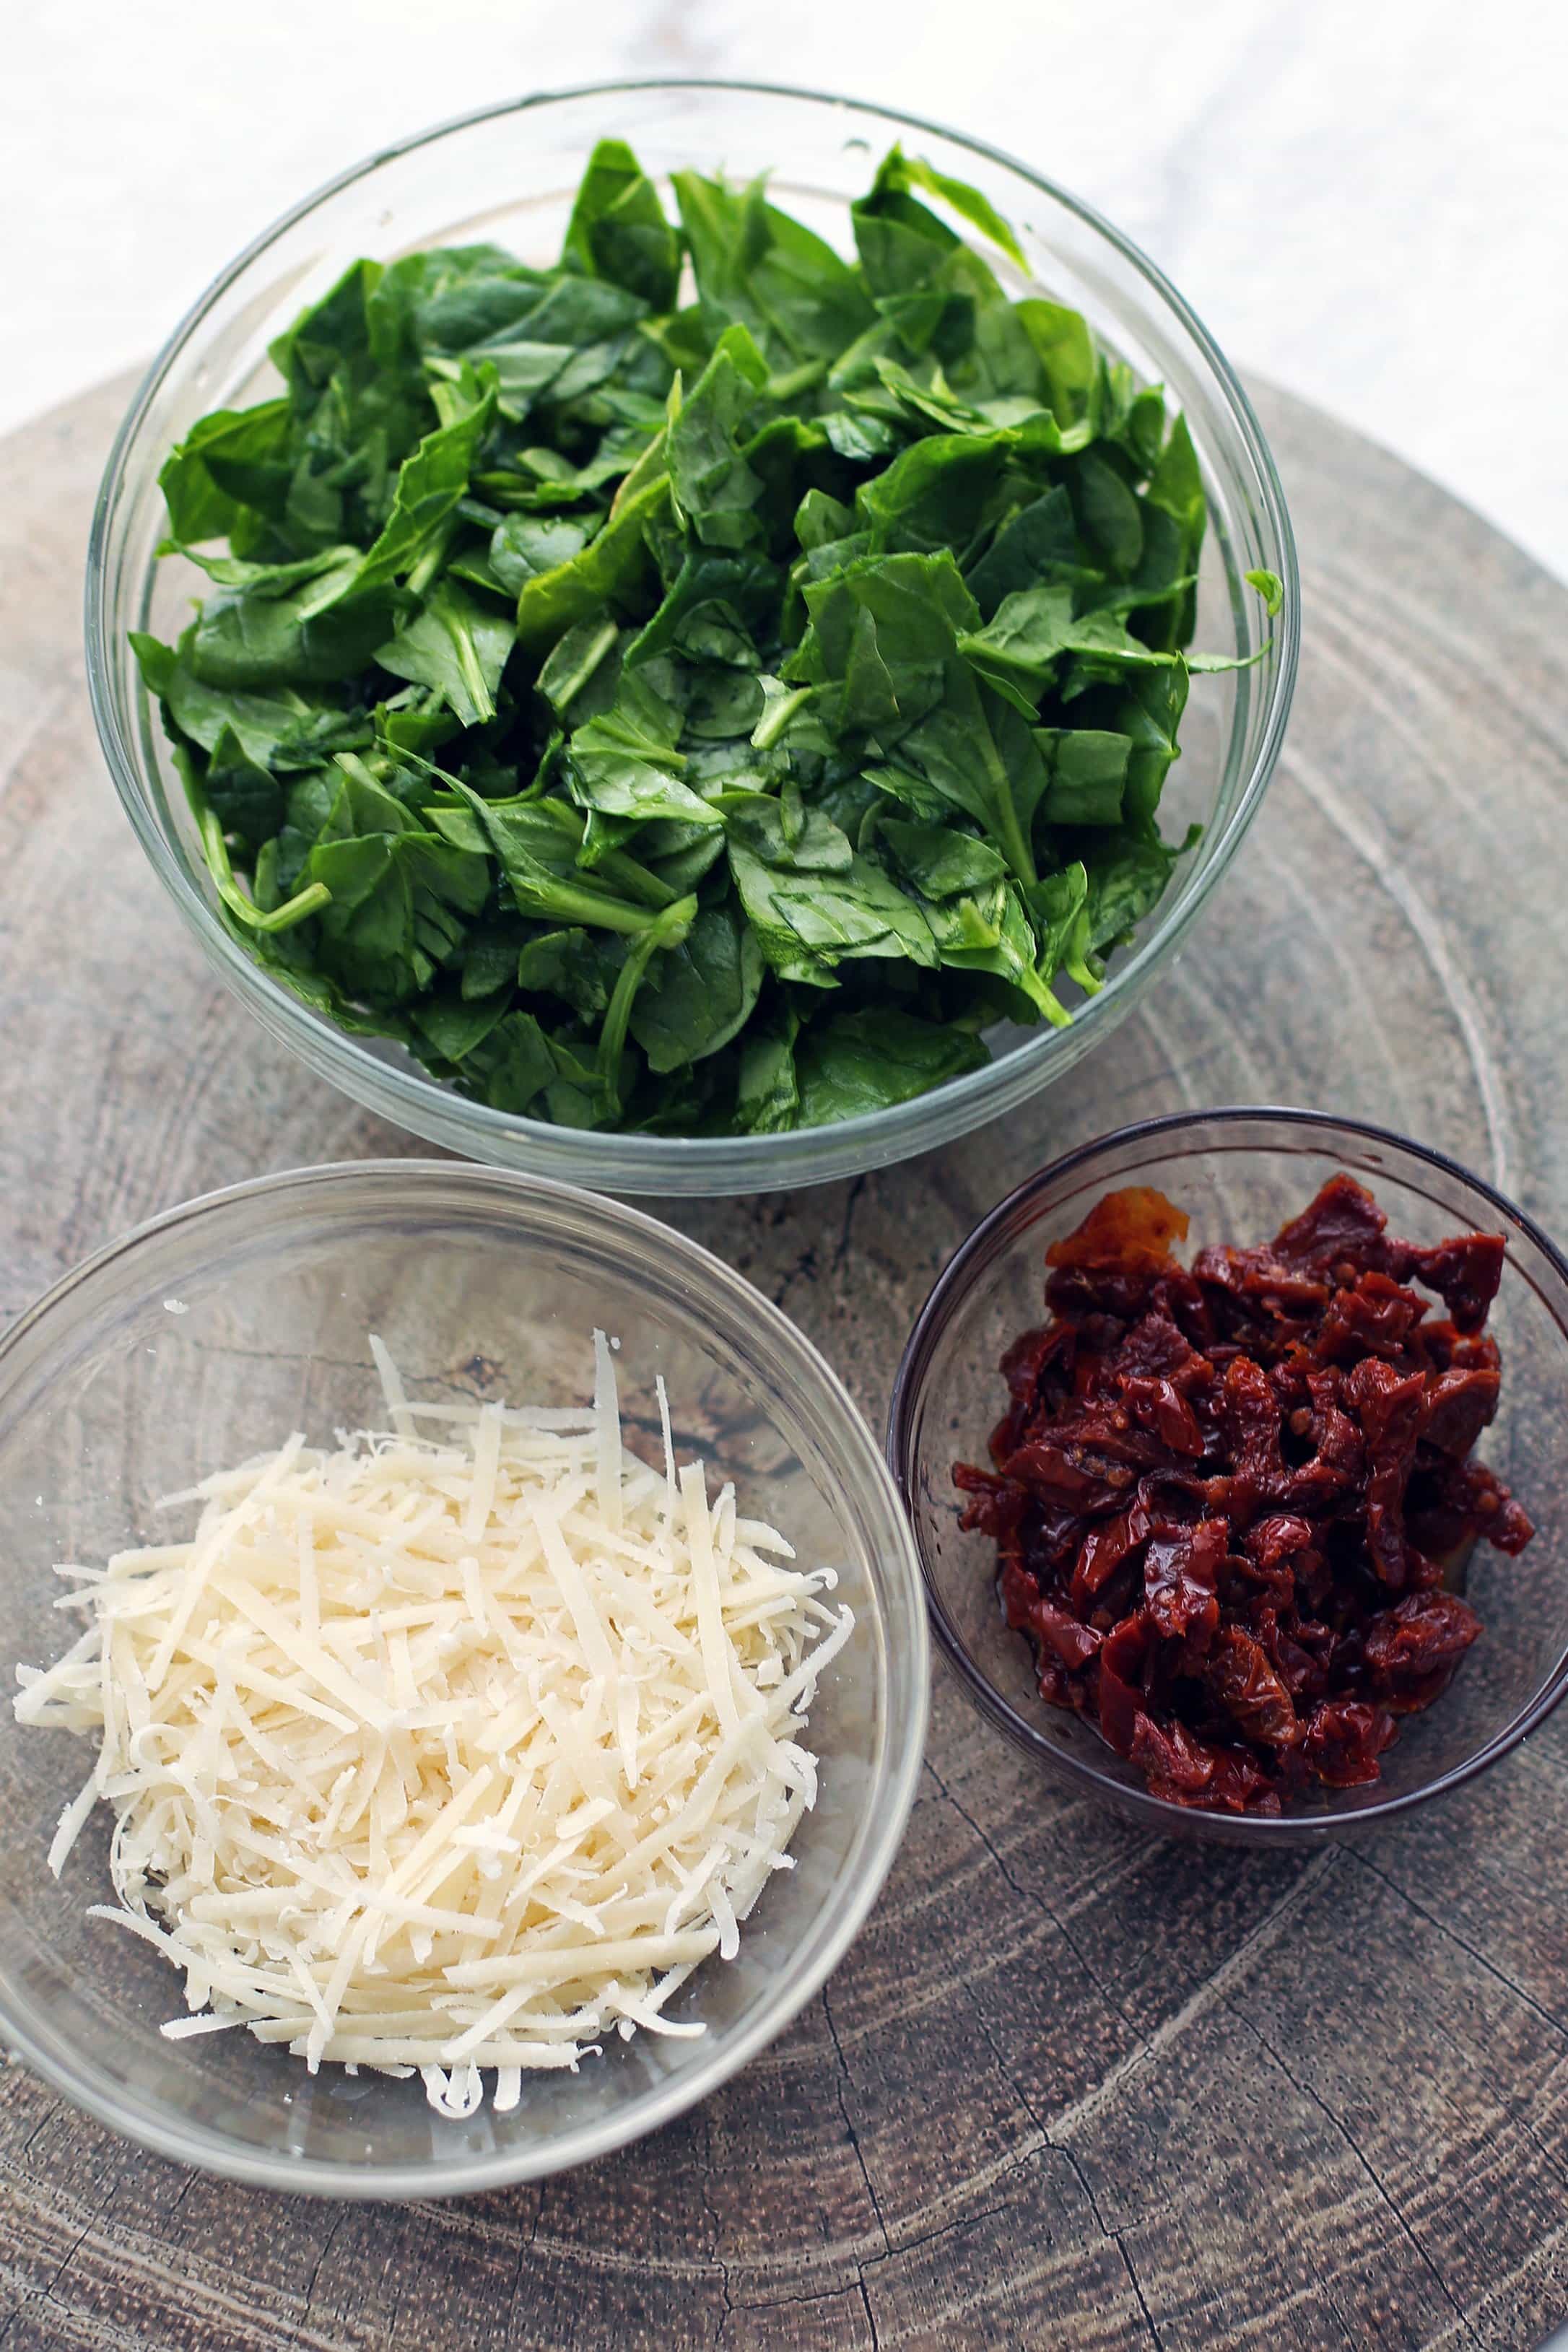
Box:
left=0, top=1161, right=928, bottom=2196
left=887, top=1107, right=1568, bottom=1847
left=85, top=79, right=1298, bottom=1197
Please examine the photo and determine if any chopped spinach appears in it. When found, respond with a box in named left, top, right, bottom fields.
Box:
left=137, top=141, right=1279, bottom=1135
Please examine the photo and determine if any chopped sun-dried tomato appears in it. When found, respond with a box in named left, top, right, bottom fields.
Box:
left=956, top=1173, right=1533, bottom=1813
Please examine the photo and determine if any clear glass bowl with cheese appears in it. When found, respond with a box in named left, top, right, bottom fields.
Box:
left=0, top=1161, right=927, bottom=2195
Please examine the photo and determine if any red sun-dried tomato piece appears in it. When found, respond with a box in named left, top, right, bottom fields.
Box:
left=1410, top=1455, right=1535, bottom=1557
left=1071, top=1504, right=1146, bottom=1612
left=1316, top=1271, right=1428, bottom=1363
left=1024, top=1595, right=1105, bottom=1674
left=1419, top=1364, right=1501, bottom=1457
left=1435, top=1328, right=1501, bottom=1378
left=1394, top=1233, right=1506, bottom=1335
left=1098, top=1612, right=1151, bottom=1756
left=1343, top=1357, right=1428, bottom=1588
left=1192, top=1246, right=1330, bottom=1350
left=1143, top=1520, right=1226, bottom=1647
left=999, top=1438, right=1133, bottom=1515
left=1112, top=1307, right=1213, bottom=1390
left=1233, top=1553, right=1297, bottom=1613
left=1258, top=1612, right=1333, bottom=1703
left=1034, top=1657, right=1076, bottom=1710
left=1363, top=1590, right=1482, bottom=1698
left=1217, top=1353, right=1287, bottom=1503
left=1302, top=1700, right=1397, bottom=1787
left=953, top=1461, right=1024, bottom=1541
left=1047, top=1187, right=1189, bottom=1274
left=1207, top=1625, right=1302, bottom=1748
left=1000, top=1320, right=1070, bottom=1398
left=998, top=1556, right=1042, bottom=1633
left=1301, top=1369, right=1364, bottom=1478
left=1271, top=1172, right=1388, bottom=1273
left=1045, top=1264, right=1156, bottom=1327
left=1121, top=1373, right=1206, bottom=1457
left=1245, top=1514, right=1316, bottom=1572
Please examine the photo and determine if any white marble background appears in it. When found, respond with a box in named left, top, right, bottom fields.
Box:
left=5, top=0, right=1566, bottom=576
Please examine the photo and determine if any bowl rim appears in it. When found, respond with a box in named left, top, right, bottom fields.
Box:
left=84, top=75, right=1300, bottom=1194
left=0, top=1157, right=930, bottom=2198
left=887, top=1102, right=1568, bottom=1844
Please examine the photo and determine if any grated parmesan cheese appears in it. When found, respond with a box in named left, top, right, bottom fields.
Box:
left=14, top=1336, right=853, bottom=2115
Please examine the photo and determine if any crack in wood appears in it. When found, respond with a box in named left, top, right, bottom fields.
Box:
left=1350, top=1850, right=1568, bottom=2045
left=1231, top=2003, right=1483, bottom=2350
left=819, top=1987, right=890, bottom=2263
left=952, top=1968, right=1164, bottom=2352
left=1113, top=2235, right=1167, bottom=2352
left=694, top=2115, right=736, bottom=2348
left=1051, top=1850, right=1339, bottom=2145
left=1418, top=2199, right=1568, bottom=2352
left=831, top=1176, right=867, bottom=1282
left=300, top=2209, right=347, bottom=2323
left=920, top=1758, right=1126, bottom=2024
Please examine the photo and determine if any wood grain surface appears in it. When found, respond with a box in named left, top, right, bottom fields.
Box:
left=2, top=372, right=1568, bottom=2351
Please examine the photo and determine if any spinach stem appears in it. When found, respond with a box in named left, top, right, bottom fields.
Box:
left=998, top=799, right=1037, bottom=890
left=176, top=748, right=331, bottom=934
left=510, top=876, right=668, bottom=937
left=591, top=848, right=680, bottom=910
left=596, top=894, right=698, bottom=1111
left=406, top=517, right=461, bottom=602
left=750, top=685, right=812, bottom=752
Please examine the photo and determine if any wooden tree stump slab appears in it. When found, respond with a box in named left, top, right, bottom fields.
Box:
left=2, top=372, right=1568, bottom=2351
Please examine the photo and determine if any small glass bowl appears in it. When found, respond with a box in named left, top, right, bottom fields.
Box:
left=85, top=79, right=1297, bottom=1197
left=888, top=1107, right=1568, bottom=1847
left=0, top=1162, right=928, bottom=2195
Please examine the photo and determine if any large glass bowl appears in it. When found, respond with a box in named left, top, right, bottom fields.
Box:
left=0, top=1162, right=928, bottom=2195
left=85, top=81, right=1298, bottom=1196
left=888, top=1109, right=1568, bottom=1847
